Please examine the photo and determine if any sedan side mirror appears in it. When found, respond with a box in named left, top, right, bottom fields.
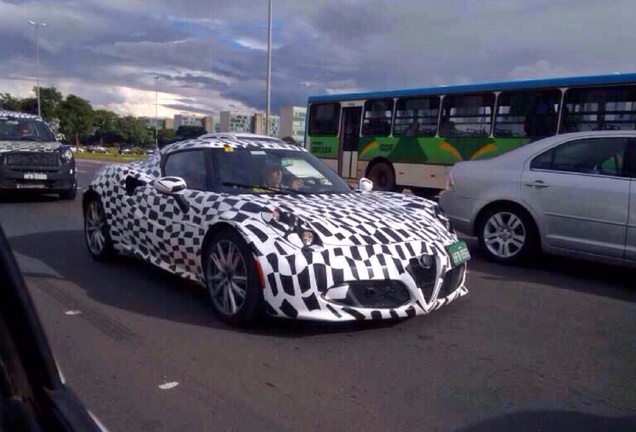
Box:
left=155, top=176, right=190, bottom=213
left=155, top=176, right=187, bottom=195
left=358, top=177, right=373, bottom=191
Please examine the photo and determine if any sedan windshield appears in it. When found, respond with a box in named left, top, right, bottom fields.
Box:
left=0, top=115, right=57, bottom=142
left=214, top=148, right=352, bottom=194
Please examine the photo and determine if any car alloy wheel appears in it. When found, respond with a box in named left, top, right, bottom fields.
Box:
left=84, top=198, right=114, bottom=261
left=482, top=211, right=526, bottom=259
left=203, top=230, right=263, bottom=327
left=206, top=239, right=248, bottom=316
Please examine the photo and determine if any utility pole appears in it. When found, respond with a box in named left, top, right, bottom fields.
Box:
left=265, top=0, right=272, bottom=136
left=28, top=20, right=47, bottom=117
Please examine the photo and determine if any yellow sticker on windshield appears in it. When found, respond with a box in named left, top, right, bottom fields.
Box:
left=223, top=144, right=233, bottom=152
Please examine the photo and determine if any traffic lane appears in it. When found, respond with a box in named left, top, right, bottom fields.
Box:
left=8, top=228, right=636, bottom=432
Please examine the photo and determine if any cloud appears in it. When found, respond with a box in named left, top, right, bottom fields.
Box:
left=2, top=0, right=636, bottom=119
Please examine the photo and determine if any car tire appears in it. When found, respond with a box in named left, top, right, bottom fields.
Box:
left=203, top=230, right=264, bottom=327
left=477, top=205, right=538, bottom=265
left=367, top=161, right=396, bottom=192
left=59, top=187, right=77, bottom=200
left=83, top=196, right=115, bottom=261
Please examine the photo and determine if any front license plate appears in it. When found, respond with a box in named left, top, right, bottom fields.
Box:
left=446, top=240, right=471, bottom=267
left=24, top=172, right=47, bottom=180
left=16, top=183, right=45, bottom=189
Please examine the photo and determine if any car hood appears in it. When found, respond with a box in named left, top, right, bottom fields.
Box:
left=0, top=140, right=63, bottom=153
left=238, top=191, right=457, bottom=247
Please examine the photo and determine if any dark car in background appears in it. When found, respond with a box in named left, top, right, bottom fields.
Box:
left=0, top=111, right=77, bottom=200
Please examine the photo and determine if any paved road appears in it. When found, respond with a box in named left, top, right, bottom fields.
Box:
left=1, top=159, right=635, bottom=432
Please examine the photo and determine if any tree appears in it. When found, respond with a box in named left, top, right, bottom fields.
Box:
left=117, top=116, right=152, bottom=146
left=59, top=95, right=94, bottom=147
left=0, top=93, right=22, bottom=111
left=176, top=125, right=206, bottom=140
left=93, top=109, right=120, bottom=146
left=37, top=87, right=64, bottom=121
left=19, top=98, right=38, bottom=115
left=158, top=128, right=178, bottom=148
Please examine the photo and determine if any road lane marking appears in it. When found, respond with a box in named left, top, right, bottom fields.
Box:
left=158, top=382, right=179, bottom=390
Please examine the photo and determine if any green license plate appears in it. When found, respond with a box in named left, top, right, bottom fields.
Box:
left=446, top=240, right=471, bottom=267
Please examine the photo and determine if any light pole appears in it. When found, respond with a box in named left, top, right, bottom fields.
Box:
left=154, top=76, right=159, bottom=148
left=28, top=20, right=47, bottom=118
left=265, top=0, right=272, bottom=136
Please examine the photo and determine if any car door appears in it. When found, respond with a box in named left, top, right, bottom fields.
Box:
left=520, top=136, right=630, bottom=258
left=130, top=149, right=212, bottom=274
left=622, top=140, right=636, bottom=261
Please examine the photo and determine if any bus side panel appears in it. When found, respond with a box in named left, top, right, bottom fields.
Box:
left=307, top=135, right=339, bottom=159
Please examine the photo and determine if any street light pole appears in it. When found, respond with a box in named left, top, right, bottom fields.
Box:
left=154, top=76, right=159, bottom=148
left=28, top=20, right=46, bottom=118
left=265, top=0, right=272, bottom=136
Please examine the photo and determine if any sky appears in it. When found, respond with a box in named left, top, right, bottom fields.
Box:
left=1, top=0, right=635, bottom=119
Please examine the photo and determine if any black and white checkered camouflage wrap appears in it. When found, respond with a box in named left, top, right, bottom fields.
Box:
left=0, top=110, right=61, bottom=153
left=87, top=138, right=469, bottom=321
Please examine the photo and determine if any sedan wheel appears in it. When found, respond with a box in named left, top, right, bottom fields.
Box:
left=478, top=206, right=537, bottom=264
left=204, top=231, right=263, bottom=327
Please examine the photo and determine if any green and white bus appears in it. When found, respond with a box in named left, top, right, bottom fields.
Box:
left=305, top=72, right=636, bottom=197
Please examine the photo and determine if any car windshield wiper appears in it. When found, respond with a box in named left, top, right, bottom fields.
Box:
left=221, top=182, right=290, bottom=194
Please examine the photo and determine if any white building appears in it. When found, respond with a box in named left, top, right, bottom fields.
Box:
left=219, top=111, right=253, bottom=133
left=253, top=113, right=280, bottom=138
left=173, top=114, right=214, bottom=132
left=279, top=105, right=307, bottom=144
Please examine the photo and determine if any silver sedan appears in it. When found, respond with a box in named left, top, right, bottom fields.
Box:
left=438, top=131, right=636, bottom=267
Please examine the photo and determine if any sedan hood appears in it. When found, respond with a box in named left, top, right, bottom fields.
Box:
left=0, top=140, right=63, bottom=153
left=247, top=191, right=456, bottom=247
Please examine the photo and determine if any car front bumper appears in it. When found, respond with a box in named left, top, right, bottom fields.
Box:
left=258, top=239, right=469, bottom=321
left=0, top=162, right=76, bottom=193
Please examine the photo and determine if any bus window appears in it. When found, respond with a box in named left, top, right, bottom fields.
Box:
left=495, top=89, right=560, bottom=140
left=362, top=98, right=393, bottom=137
left=560, top=85, right=636, bottom=133
left=308, top=103, right=340, bottom=135
left=394, top=97, right=440, bottom=137
left=440, top=93, right=495, bottom=137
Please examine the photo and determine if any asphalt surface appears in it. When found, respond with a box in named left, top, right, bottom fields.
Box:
left=1, top=159, right=635, bottom=432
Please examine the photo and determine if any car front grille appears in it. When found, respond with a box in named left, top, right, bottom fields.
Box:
left=5, top=152, right=59, bottom=168
left=438, top=264, right=466, bottom=298
left=335, top=280, right=411, bottom=309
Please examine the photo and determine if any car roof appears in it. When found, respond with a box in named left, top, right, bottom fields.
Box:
left=470, top=130, right=636, bottom=165
left=0, top=110, right=42, bottom=120
left=161, top=136, right=305, bottom=154
left=199, top=132, right=284, bottom=141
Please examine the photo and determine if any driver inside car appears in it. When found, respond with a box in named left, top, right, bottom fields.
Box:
left=263, top=161, right=302, bottom=190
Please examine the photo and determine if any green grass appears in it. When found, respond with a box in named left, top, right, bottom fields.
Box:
left=74, top=152, right=148, bottom=163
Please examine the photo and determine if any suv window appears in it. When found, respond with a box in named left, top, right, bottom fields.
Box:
left=531, top=137, right=629, bottom=177
left=163, top=150, right=209, bottom=190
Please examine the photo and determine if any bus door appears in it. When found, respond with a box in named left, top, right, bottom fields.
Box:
left=338, top=107, right=362, bottom=178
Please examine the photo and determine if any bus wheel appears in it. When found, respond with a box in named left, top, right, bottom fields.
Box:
left=367, top=161, right=396, bottom=191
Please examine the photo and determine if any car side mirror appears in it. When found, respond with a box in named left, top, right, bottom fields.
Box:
left=155, top=176, right=190, bottom=213
left=358, top=177, right=373, bottom=191
left=155, top=176, right=187, bottom=195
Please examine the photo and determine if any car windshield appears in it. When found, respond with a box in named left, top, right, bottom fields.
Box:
left=214, top=147, right=352, bottom=194
left=0, top=115, right=57, bottom=142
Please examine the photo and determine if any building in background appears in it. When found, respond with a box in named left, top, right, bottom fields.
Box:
left=139, top=117, right=174, bottom=130
left=253, top=113, right=280, bottom=138
left=172, top=114, right=214, bottom=132
left=219, top=111, right=253, bottom=134
left=279, top=105, right=307, bottom=145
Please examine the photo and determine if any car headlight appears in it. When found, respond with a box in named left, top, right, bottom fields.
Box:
left=261, top=208, right=322, bottom=249
left=60, top=148, right=73, bottom=163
